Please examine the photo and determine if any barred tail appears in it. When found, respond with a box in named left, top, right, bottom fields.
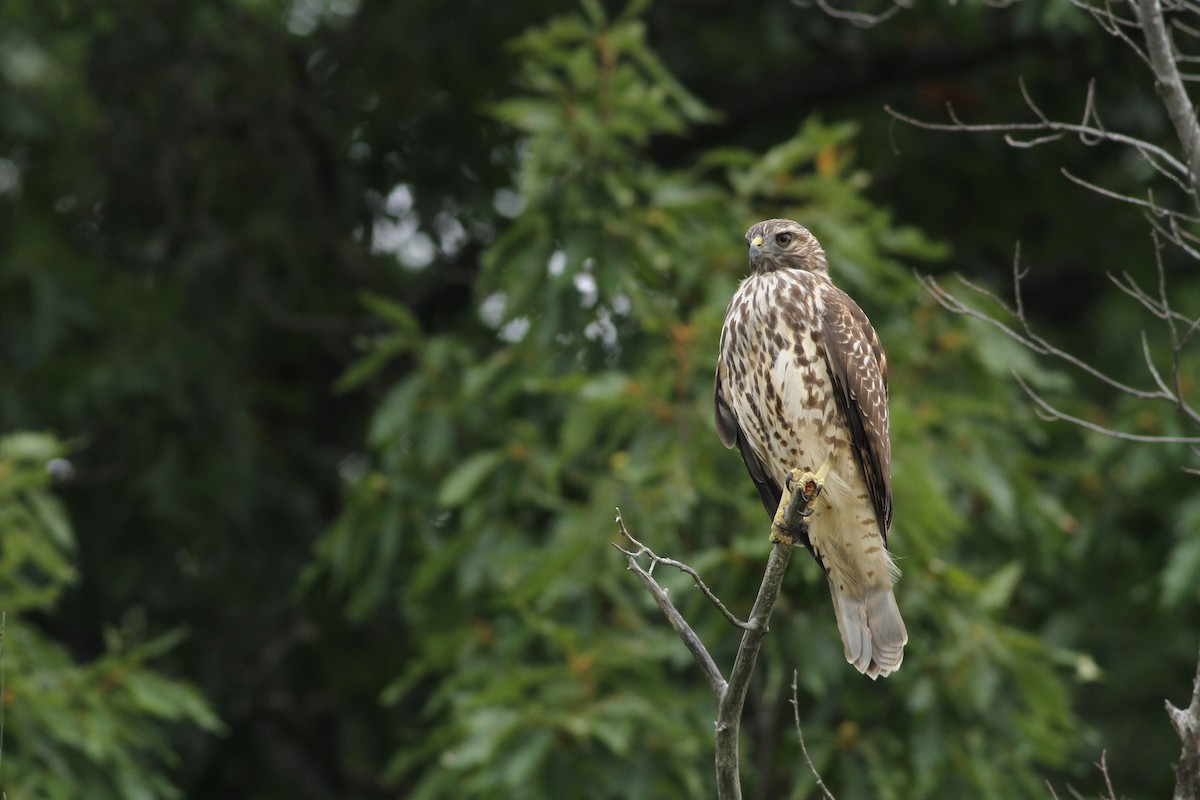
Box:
left=831, top=583, right=908, bottom=679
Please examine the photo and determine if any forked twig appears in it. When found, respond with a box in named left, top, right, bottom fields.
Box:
left=614, top=513, right=755, bottom=632
left=917, top=235, right=1200, bottom=448
left=615, top=509, right=729, bottom=695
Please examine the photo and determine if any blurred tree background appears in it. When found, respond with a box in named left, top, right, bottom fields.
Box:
left=1, top=0, right=1198, bottom=797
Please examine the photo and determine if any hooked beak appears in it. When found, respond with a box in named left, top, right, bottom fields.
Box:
left=747, top=234, right=763, bottom=267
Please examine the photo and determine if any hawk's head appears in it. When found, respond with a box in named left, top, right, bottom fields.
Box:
left=745, top=219, right=828, bottom=275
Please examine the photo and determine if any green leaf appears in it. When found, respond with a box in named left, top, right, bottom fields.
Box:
left=26, top=490, right=74, bottom=551
left=359, top=290, right=421, bottom=333
left=437, top=450, right=506, bottom=508
left=978, top=561, right=1023, bottom=612
left=1162, top=534, right=1200, bottom=607
left=0, top=431, right=62, bottom=463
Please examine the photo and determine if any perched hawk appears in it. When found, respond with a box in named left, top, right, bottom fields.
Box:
left=714, top=219, right=908, bottom=679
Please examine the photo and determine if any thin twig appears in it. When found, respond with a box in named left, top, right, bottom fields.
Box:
left=923, top=249, right=1200, bottom=428
left=918, top=271, right=1168, bottom=400
left=614, top=517, right=755, bottom=632
left=1079, top=0, right=1152, bottom=63
left=1108, top=268, right=1195, bottom=328
left=1013, top=371, right=1200, bottom=443
left=791, top=670, right=836, bottom=800
left=884, top=103, right=1190, bottom=178
left=1148, top=230, right=1200, bottom=426
left=813, top=0, right=907, bottom=27
left=1145, top=213, right=1200, bottom=265
left=1095, top=750, right=1117, bottom=800
left=1060, top=168, right=1200, bottom=221
left=1175, top=16, right=1200, bottom=39
left=1141, top=331, right=1174, bottom=399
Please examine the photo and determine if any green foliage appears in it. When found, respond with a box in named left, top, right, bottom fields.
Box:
left=0, top=433, right=222, bottom=799
left=307, top=4, right=1102, bottom=798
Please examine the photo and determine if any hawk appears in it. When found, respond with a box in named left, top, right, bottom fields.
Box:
left=714, top=219, right=908, bottom=679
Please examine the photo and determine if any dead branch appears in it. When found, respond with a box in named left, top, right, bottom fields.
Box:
left=617, top=464, right=828, bottom=800
left=916, top=238, right=1200, bottom=445
left=1045, top=748, right=1119, bottom=799
left=615, top=509, right=729, bottom=694
left=615, top=514, right=755, bottom=633
left=1167, top=641, right=1200, bottom=800
left=884, top=87, right=1190, bottom=182
left=1013, top=370, right=1200, bottom=443
left=1059, top=168, right=1200, bottom=220
left=919, top=263, right=1169, bottom=401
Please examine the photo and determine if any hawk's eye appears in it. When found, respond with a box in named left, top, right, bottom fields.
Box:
left=775, top=232, right=794, bottom=246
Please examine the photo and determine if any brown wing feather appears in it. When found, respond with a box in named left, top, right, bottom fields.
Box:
left=714, top=378, right=783, bottom=518
left=820, top=287, right=893, bottom=538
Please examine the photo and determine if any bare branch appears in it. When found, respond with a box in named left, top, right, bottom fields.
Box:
left=1144, top=213, right=1200, bottom=263
left=1074, top=0, right=1153, bottom=63
left=1013, top=371, right=1200, bottom=443
left=1141, top=330, right=1176, bottom=399
left=1150, top=233, right=1200, bottom=426
left=1107, top=269, right=1194, bottom=327
left=791, top=670, right=836, bottom=800
left=1060, top=168, right=1200, bottom=220
left=1020, top=75, right=1054, bottom=125
left=918, top=270, right=1169, bottom=401
left=1096, top=750, right=1117, bottom=800
left=1182, top=314, right=1200, bottom=349
left=1068, top=0, right=1140, bottom=31
left=615, top=509, right=728, bottom=695
left=1105, top=244, right=1200, bottom=426
left=1174, top=16, right=1200, bottom=38
left=884, top=103, right=1191, bottom=178
left=1047, top=751, right=1125, bottom=800
left=1009, top=243, right=1030, bottom=323
left=614, top=515, right=755, bottom=632
left=920, top=236, right=1200, bottom=445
